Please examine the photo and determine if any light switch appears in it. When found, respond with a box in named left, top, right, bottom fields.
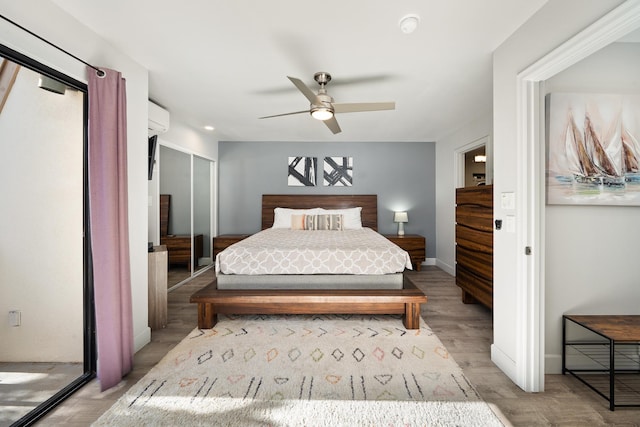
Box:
left=501, top=192, right=515, bottom=210
left=505, top=215, right=516, bottom=232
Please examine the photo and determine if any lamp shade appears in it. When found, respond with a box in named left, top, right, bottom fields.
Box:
left=393, top=211, right=408, bottom=223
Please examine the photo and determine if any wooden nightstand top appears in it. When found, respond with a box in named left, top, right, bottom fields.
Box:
left=383, top=234, right=424, bottom=240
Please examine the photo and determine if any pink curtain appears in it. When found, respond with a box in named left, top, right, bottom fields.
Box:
left=87, top=67, right=134, bottom=391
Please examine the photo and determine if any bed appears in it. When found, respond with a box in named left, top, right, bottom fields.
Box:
left=190, top=194, right=427, bottom=329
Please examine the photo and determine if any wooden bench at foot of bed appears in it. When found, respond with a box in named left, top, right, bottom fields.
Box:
left=190, top=276, right=427, bottom=330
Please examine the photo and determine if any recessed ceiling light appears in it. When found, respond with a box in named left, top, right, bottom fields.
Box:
left=204, top=125, right=215, bottom=131
left=399, top=14, right=420, bottom=34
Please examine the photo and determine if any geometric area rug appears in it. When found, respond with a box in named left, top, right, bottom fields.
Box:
left=93, top=314, right=509, bottom=426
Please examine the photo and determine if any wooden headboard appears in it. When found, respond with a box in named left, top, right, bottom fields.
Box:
left=262, top=194, right=378, bottom=231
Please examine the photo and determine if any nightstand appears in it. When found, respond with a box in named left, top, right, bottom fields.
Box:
left=384, top=234, right=426, bottom=271
left=213, top=234, right=251, bottom=258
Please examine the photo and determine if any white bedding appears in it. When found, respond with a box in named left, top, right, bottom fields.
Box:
left=215, top=228, right=413, bottom=275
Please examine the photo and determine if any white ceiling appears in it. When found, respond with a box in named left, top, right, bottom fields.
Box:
left=53, top=0, right=548, bottom=142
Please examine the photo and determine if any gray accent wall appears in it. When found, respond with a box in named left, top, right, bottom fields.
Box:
left=218, top=141, right=436, bottom=258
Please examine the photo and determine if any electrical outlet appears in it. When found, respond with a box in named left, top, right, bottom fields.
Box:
left=9, top=310, right=21, bottom=327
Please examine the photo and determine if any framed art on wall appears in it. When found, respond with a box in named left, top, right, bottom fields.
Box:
left=324, top=156, right=353, bottom=187
left=546, top=93, right=640, bottom=206
left=288, top=156, right=317, bottom=186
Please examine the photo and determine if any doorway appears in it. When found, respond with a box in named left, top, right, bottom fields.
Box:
left=456, top=135, right=489, bottom=189
left=512, top=2, right=640, bottom=391
left=464, top=146, right=486, bottom=187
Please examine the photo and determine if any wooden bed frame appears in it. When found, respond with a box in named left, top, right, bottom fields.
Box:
left=190, top=194, right=427, bottom=329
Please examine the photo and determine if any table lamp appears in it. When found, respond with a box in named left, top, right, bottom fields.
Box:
left=394, top=211, right=408, bottom=236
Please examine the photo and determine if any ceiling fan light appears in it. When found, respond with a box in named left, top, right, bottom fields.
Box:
left=311, top=107, right=334, bottom=121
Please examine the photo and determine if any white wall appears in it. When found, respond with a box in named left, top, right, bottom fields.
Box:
left=0, top=1, right=152, bottom=352
left=435, top=113, right=492, bottom=275
left=543, top=42, right=640, bottom=372
left=0, top=67, right=84, bottom=361
left=162, top=120, right=219, bottom=160
left=492, top=0, right=625, bottom=386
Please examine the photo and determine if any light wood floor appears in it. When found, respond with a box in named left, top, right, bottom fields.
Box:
left=35, top=267, right=640, bottom=426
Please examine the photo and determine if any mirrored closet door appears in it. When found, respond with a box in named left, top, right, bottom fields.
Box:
left=159, top=145, right=213, bottom=288
left=193, top=155, right=212, bottom=274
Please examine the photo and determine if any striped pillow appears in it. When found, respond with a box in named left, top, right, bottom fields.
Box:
left=291, top=214, right=343, bottom=231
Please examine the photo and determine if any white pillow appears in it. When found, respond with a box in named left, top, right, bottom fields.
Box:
left=318, top=207, right=362, bottom=230
left=272, top=207, right=322, bottom=228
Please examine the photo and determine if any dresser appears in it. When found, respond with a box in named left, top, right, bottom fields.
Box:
left=455, top=185, right=493, bottom=309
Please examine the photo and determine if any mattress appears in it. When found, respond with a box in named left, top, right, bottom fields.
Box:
left=215, top=228, right=412, bottom=276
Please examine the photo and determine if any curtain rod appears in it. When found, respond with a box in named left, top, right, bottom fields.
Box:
left=0, top=13, right=105, bottom=77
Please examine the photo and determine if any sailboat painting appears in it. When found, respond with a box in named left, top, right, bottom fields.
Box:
left=546, top=93, right=640, bottom=206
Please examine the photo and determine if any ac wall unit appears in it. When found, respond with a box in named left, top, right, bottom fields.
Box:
left=148, top=101, right=170, bottom=136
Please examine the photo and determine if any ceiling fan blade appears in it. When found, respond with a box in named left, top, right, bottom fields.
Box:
left=326, top=74, right=395, bottom=86
left=259, top=110, right=309, bottom=119
left=254, top=75, right=396, bottom=95
left=287, top=76, right=318, bottom=104
left=333, top=102, right=395, bottom=113
left=323, top=116, right=341, bottom=134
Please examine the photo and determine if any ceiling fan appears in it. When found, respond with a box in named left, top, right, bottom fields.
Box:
left=259, top=72, right=395, bottom=134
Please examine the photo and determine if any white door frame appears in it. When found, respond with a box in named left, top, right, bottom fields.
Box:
left=516, top=0, right=640, bottom=391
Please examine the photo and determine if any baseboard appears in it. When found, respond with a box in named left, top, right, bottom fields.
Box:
left=422, top=258, right=436, bottom=266
left=491, top=344, right=519, bottom=385
left=435, top=259, right=455, bottom=276
left=545, top=353, right=562, bottom=374
left=134, top=327, right=151, bottom=353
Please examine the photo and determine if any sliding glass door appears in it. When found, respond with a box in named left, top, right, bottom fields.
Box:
left=0, top=45, right=94, bottom=427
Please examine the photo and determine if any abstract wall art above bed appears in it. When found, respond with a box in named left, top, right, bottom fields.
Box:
left=288, top=156, right=317, bottom=186
left=546, top=93, right=640, bottom=206
left=324, top=156, right=353, bottom=187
